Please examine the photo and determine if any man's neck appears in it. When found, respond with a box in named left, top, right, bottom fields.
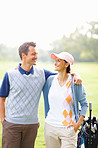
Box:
left=21, top=64, right=32, bottom=71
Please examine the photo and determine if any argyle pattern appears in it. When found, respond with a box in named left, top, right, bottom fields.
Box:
left=6, top=67, right=45, bottom=124
left=62, top=79, right=75, bottom=126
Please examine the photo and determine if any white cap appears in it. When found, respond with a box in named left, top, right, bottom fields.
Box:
left=51, top=52, right=74, bottom=65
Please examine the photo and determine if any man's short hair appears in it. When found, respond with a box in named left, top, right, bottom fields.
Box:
left=18, top=42, right=36, bottom=59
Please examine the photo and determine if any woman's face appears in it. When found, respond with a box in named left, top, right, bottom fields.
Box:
left=54, top=58, right=67, bottom=72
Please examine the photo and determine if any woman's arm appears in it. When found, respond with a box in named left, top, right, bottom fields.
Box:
left=73, top=115, right=84, bottom=132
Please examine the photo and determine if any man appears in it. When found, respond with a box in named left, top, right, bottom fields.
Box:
left=0, top=42, right=82, bottom=148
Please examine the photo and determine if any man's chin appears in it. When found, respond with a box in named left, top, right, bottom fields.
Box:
left=32, top=62, right=37, bottom=65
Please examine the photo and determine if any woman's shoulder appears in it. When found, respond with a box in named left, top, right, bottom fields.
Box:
left=47, top=75, right=56, bottom=84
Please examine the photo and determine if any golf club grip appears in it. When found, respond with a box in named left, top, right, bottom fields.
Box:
left=89, top=102, right=92, bottom=111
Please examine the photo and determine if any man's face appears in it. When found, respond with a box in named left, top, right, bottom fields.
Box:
left=25, top=46, right=38, bottom=65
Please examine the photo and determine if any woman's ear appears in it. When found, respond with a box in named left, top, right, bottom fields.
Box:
left=65, top=63, right=69, bottom=68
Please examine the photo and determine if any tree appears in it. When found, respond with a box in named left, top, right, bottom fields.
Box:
left=50, top=21, right=98, bottom=62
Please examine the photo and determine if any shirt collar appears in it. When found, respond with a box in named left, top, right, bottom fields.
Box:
left=18, top=63, right=34, bottom=75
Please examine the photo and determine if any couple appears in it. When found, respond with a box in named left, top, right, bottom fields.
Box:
left=0, top=41, right=88, bottom=148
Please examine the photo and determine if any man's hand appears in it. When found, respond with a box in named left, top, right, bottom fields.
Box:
left=71, top=72, right=82, bottom=85
left=1, top=118, right=5, bottom=124
left=15, top=66, right=19, bottom=69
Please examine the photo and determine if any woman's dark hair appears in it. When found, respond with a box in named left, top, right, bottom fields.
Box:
left=18, top=42, right=36, bottom=59
left=64, top=60, right=71, bottom=73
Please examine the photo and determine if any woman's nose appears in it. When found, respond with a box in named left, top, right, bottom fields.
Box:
left=54, top=61, right=57, bottom=66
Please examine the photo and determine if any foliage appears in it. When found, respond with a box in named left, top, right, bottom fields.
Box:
left=50, top=21, right=98, bottom=62
left=0, top=21, right=98, bottom=62
left=0, top=44, right=19, bottom=61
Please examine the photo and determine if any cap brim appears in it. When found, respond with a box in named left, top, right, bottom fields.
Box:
left=51, top=52, right=74, bottom=65
left=51, top=53, right=59, bottom=60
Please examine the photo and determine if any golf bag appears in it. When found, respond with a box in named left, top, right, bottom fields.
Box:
left=77, top=103, right=98, bottom=148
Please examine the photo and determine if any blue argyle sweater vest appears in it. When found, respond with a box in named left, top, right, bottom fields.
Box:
left=5, top=66, right=45, bottom=124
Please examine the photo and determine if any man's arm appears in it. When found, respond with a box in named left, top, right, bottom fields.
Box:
left=0, top=72, right=10, bottom=97
left=0, top=72, right=10, bottom=124
left=44, top=69, right=57, bottom=80
left=44, top=69, right=82, bottom=85
left=0, top=97, right=6, bottom=124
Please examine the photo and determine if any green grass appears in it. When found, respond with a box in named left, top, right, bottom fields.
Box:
left=0, top=61, right=98, bottom=148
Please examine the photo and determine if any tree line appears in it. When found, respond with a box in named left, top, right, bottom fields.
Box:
left=0, top=21, right=98, bottom=62
left=49, top=21, right=98, bottom=62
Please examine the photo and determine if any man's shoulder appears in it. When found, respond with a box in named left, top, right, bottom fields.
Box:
left=7, top=69, right=19, bottom=75
left=34, top=65, right=43, bottom=71
left=33, top=66, right=44, bottom=74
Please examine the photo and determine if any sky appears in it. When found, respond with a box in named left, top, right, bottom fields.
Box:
left=0, top=0, right=98, bottom=50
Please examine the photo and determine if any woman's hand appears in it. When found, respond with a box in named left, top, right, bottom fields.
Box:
left=68, top=115, right=85, bottom=132
left=67, top=123, right=79, bottom=133
left=73, top=123, right=80, bottom=132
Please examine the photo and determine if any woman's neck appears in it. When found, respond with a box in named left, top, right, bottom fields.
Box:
left=57, top=71, right=69, bottom=87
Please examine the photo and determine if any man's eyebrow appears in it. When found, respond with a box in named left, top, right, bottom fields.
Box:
left=32, top=52, right=38, bottom=54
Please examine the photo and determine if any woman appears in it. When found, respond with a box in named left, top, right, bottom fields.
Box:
left=43, top=52, right=88, bottom=148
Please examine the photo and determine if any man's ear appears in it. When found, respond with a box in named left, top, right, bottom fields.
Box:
left=22, top=53, right=26, bottom=59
